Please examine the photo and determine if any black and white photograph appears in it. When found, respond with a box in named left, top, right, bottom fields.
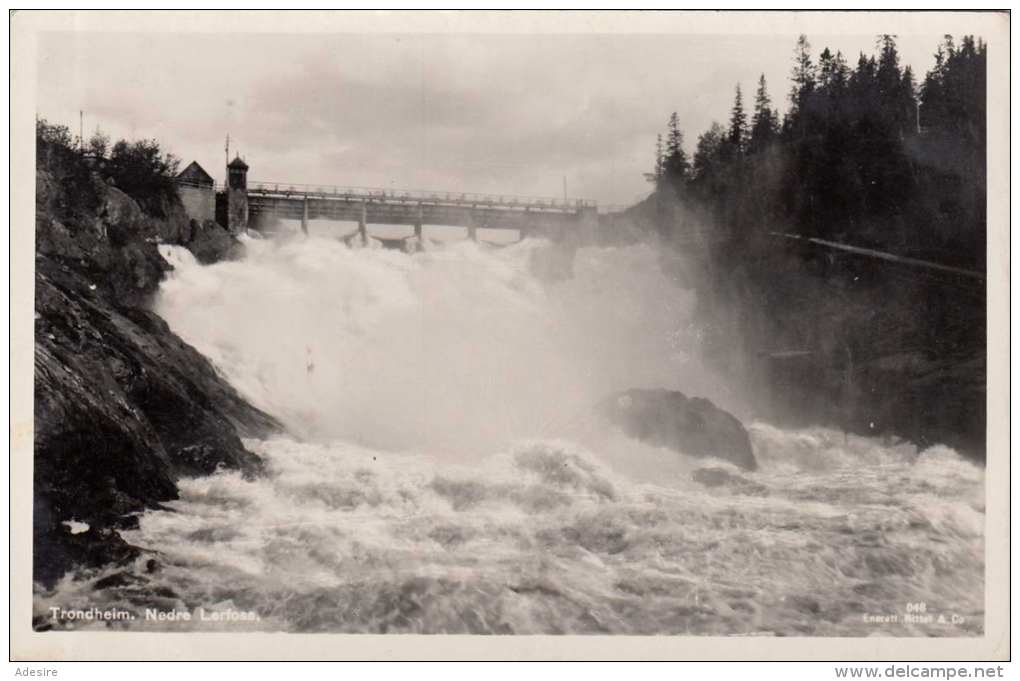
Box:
left=9, top=9, right=1010, bottom=662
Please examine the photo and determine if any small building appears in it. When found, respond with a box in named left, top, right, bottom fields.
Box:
left=175, top=161, right=216, bottom=224
left=224, top=155, right=249, bottom=234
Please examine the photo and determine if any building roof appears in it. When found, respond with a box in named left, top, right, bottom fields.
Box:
left=175, top=161, right=215, bottom=186
left=227, top=155, right=249, bottom=170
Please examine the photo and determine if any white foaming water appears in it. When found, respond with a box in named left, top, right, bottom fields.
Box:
left=155, top=234, right=722, bottom=461
left=34, top=233, right=985, bottom=635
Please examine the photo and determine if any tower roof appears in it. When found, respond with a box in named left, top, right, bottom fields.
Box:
left=227, top=155, right=249, bottom=170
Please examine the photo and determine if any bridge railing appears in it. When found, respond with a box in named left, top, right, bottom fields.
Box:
left=242, top=180, right=598, bottom=211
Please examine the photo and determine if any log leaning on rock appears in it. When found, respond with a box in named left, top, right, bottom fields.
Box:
left=596, top=388, right=757, bottom=471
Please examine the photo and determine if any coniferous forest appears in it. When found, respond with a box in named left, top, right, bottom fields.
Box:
left=629, top=35, right=988, bottom=458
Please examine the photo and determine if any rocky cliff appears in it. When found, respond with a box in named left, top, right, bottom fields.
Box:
left=33, top=163, right=280, bottom=586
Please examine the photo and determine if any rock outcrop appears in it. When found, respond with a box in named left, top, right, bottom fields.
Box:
left=33, top=165, right=279, bottom=586
left=186, top=219, right=246, bottom=264
left=597, top=388, right=757, bottom=470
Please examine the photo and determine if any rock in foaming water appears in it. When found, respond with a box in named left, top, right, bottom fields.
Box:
left=597, top=388, right=757, bottom=470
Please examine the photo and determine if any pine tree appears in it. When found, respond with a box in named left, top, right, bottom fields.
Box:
left=901, top=66, right=918, bottom=133
left=832, top=51, right=850, bottom=91
left=920, top=34, right=986, bottom=148
left=816, top=48, right=849, bottom=97
left=876, top=35, right=902, bottom=102
left=656, top=133, right=664, bottom=181
left=750, top=74, right=779, bottom=152
left=942, top=34, right=956, bottom=59
left=818, top=47, right=836, bottom=90
left=874, top=35, right=916, bottom=134
left=728, top=83, right=749, bottom=152
left=789, top=34, right=816, bottom=117
left=692, top=122, right=726, bottom=184
left=663, top=112, right=690, bottom=186
left=849, top=52, right=879, bottom=113
left=644, top=133, right=665, bottom=185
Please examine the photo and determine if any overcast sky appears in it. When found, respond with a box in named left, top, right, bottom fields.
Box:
left=38, top=29, right=956, bottom=207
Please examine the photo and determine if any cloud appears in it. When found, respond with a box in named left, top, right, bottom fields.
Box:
left=36, top=30, right=948, bottom=205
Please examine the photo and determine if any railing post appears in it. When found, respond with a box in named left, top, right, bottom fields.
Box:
left=301, top=195, right=309, bottom=235
left=415, top=202, right=423, bottom=240
left=358, top=201, right=368, bottom=244
left=467, top=208, right=478, bottom=242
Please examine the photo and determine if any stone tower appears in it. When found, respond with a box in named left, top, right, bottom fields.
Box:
left=226, top=155, right=249, bottom=234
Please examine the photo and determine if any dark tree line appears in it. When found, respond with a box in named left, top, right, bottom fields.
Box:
left=639, top=35, right=987, bottom=455
left=36, top=118, right=181, bottom=218
left=646, top=34, right=987, bottom=270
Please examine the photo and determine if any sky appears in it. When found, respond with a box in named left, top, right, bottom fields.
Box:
left=37, top=28, right=956, bottom=208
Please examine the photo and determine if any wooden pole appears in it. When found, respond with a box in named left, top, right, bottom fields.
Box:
left=358, top=201, right=368, bottom=244
left=301, top=196, right=309, bottom=235
left=770, top=231, right=985, bottom=281
left=414, top=203, right=423, bottom=240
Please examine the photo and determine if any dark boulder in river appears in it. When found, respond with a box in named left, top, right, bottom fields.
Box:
left=186, top=219, right=246, bottom=264
left=33, top=155, right=280, bottom=587
left=597, top=388, right=757, bottom=470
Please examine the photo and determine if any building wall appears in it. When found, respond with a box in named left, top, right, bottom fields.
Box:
left=227, top=187, right=248, bottom=234
left=177, top=184, right=215, bottom=223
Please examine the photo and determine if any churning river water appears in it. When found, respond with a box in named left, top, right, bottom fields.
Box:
left=35, top=232, right=985, bottom=635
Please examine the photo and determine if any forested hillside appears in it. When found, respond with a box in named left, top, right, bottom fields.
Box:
left=632, top=35, right=987, bottom=458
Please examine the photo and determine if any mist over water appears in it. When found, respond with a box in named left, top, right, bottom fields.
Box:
left=155, top=233, right=721, bottom=462
left=35, top=230, right=985, bottom=635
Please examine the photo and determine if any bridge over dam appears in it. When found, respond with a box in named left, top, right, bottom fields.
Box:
left=199, top=156, right=620, bottom=245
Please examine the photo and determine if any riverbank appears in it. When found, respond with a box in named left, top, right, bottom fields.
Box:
left=33, top=131, right=280, bottom=587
